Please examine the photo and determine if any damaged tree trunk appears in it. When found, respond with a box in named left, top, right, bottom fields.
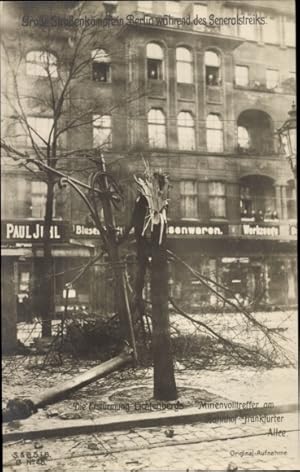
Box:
left=41, top=175, right=55, bottom=337
left=3, top=348, right=133, bottom=422
left=133, top=168, right=177, bottom=401
left=151, top=226, right=177, bottom=401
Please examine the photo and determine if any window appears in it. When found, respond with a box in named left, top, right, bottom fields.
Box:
left=177, top=112, right=195, bottom=150
left=266, top=69, right=279, bottom=89
left=19, top=271, right=30, bottom=293
left=285, top=17, right=296, bottom=47
left=176, top=47, right=193, bottom=84
left=240, top=176, right=276, bottom=220
left=93, top=115, right=112, bottom=149
left=92, top=49, right=111, bottom=82
left=31, top=181, right=47, bottom=218
left=147, top=43, right=164, bottom=80
left=148, top=109, right=166, bottom=148
left=287, top=181, right=296, bottom=219
left=1, top=176, right=27, bottom=218
left=27, top=117, right=53, bottom=147
left=238, top=126, right=250, bottom=149
left=10, top=120, right=28, bottom=145
left=240, top=185, right=252, bottom=217
left=205, top=51, right=221, bottom=86
left=206, top=114, right=223, bottom=152
left=180, top=181, right=198, bottom=219
left=263, top=15, right=279, bottom=44
left=235, top=65, right=249, bottom=86
left=26, top=51, right=58, bottom=77
left=209, top=182, right=226, bottom=218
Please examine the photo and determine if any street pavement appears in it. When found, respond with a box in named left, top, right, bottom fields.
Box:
left=3, top=412, right=299, bottom=470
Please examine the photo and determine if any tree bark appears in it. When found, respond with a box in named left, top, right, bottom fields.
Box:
left=41, top=175, right=55, bottom=337
left=151, top=226, right=177, bottom=401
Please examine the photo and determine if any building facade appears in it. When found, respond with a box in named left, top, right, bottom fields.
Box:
left=1, top=1, right=296, bottom=349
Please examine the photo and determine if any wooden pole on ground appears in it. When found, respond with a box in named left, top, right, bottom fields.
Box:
left=3, top=348, right=133, bottom=422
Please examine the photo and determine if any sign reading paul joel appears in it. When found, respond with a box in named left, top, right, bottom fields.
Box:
left=1, top=221, right=69, bottom=242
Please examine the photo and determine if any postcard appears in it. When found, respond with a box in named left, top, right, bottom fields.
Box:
left=1, top=1, right=298, bottom=470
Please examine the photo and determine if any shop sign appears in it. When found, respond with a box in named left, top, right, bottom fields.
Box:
left=167, top=223, right=228, bottom=237
left=1, top=221, right=70, bottom=242
left=241, top=224, right=279, bottom=237
left=73, top=224, right=101, bottom=238
left=289, top=225, right=297, bottom=237
left=72, top=223, right=127, bottom=238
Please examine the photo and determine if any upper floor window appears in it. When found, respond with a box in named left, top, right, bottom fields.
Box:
left=266, top=69, right=279, bottom=89
left=147, top=43, right=164, bottom=80
left=235, top=65, right=249, bottom=86
left=26, top=51, right=58, bottom=78
left=285, top=17, right=295, bottom=47
left=209, top=182, right=226, bottom=218
left=287, top=180, right=296, bottom=219
left=237, top=109, right=274, bottom=155
left=177, top=112, right=195, bottom=150
left=176, top=47, right=193, bottom=84
left=206, top=114, right=223, bottom=152
left=205, top=51, right=221, bottom=86
left=92, top=49, right=111, bottom=82
left=180, top=181, right=198, bottom=219
left=27, top=116, right=54, bottom=147
left=93, top=114, right=112, bottom=149
left=31, top=181, right=54, bottom=218
left=240, top=176, right=277, bottom=220
left=238, top=126, right=250, bottom=150
left=148, top=108, right=166, bottom=148
left=263, top=15, right=279, bottom=44
left=1, top=176, right=27, bottom=219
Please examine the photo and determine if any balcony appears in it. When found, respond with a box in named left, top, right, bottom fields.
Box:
left=235, top=144, right=279, bottom=157
left=234, top=79, right=295, bottom=95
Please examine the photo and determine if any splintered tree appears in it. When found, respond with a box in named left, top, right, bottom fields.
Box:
left=133, top=164, right=177, bottom=400
left=1, top=1, right=141, bottom=337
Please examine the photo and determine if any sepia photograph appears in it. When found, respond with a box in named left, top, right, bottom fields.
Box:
left=1, top=0, right=298, bottom=470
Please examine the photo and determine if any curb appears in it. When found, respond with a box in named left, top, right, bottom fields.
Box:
left=3, top=403, right=298, bottom=442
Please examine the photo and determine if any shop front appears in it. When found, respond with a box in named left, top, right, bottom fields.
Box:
left=1, top=220, right=93, bottom=342
left=167, top=221, right=297, bottom=311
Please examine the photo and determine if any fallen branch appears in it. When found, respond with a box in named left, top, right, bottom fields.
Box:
left=3, top=346, right=133, bottom=422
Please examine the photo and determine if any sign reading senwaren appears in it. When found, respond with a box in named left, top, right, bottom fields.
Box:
left=167, top=223, right=228, bottom=236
